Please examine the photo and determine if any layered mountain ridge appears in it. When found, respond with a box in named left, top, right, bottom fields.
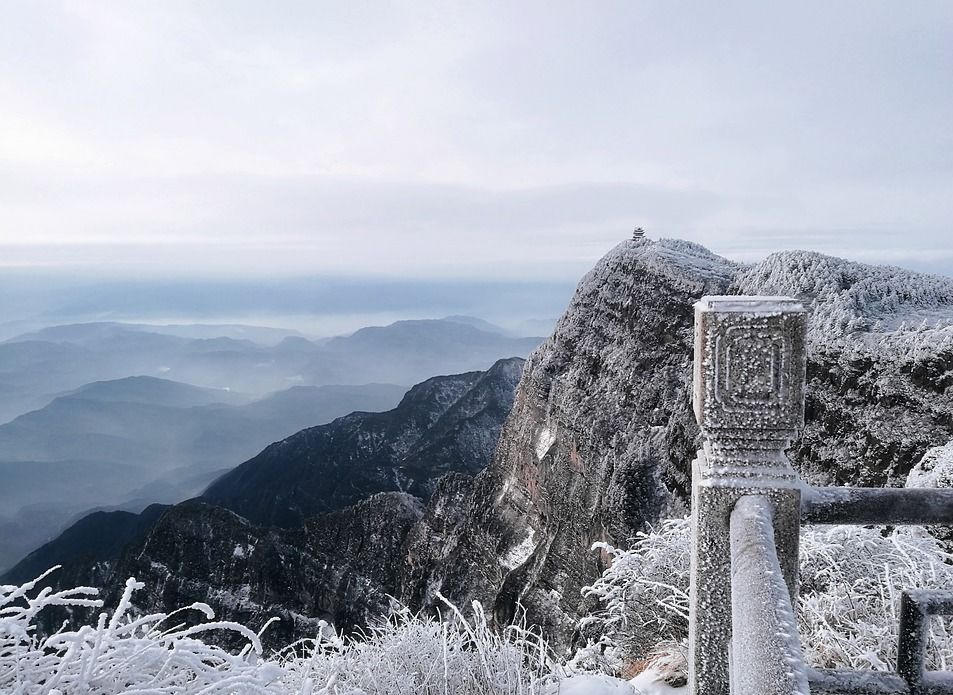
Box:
left=0, top=379, right=407, bottom=572
left=0, top=316, right=542, bottom=572
left=203, top=357, right=524, bottom=527
left=0, top=316, right=543, bottom=424
left=4, top=359, right=525, bottom=640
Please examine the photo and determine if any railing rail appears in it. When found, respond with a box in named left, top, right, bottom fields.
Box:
left=729, top=494, right=810, bottom=695
left=802, top=487, right=953, bottom=525
left=687, top=295, right=953, bottom=695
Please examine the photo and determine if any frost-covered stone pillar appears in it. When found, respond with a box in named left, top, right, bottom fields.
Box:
left=688, top=296, right=808, bottom=695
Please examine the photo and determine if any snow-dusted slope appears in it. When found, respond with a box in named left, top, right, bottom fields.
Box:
left=736, top=252, right=953, bottom=485
left=733, top=250, right=953, bottom=339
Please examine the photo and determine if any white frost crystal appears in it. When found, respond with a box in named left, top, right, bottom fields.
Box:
left=582, top=517, right=953, bottom=675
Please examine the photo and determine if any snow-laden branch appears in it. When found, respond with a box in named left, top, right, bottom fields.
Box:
left=581, top=517, right=953, bottom=675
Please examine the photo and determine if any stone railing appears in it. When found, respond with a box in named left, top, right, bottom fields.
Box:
left=688, top=296, right=953, bottom=695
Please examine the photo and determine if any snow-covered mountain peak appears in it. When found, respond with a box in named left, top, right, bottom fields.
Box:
left=573, top=239, right=738, bottom=307
left=734, top=249, right=953, bottom=341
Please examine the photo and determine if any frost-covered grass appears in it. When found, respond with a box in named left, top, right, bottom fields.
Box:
left=581, top=517, right=953, bottom=674
left=1, top=569, right=564, bottom=695
left=277, top=597, right=562, bottom=694
left=1, top=567, right=285, bottom=694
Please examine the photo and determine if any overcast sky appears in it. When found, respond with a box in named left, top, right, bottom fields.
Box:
left=1, top=1, right=951, bottom=281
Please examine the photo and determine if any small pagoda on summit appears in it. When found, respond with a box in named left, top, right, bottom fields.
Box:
left=632, top=226, right=645, bottom=240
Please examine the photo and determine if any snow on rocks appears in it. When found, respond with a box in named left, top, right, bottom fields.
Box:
left=906, top=439, right=953, bottom=489
left=535, top=426, right=557, bottom=461
left=501, top=527, right=538, bottom=570
left=628, top=667, right=687, bottom=695
left=542, top=670, right=687, bottom=695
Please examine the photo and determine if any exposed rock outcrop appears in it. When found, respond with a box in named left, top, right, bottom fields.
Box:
left=109, top=493, right=424, bottom=650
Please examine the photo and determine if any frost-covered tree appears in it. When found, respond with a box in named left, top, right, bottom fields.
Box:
left=580, top=517, right=953, bottom=676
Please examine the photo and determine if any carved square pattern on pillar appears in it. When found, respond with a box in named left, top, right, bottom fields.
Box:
left=694, top=296, right=807, bottom=434
left=718, top=326, right=784, bottom=408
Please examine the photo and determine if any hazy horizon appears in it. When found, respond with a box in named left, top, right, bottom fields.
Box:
left=0, top=270, right=576, bottom=340
left=4, top=236, right=953, bottom=341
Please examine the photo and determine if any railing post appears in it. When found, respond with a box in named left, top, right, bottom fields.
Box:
left=688, top=296, right=808, bottom=695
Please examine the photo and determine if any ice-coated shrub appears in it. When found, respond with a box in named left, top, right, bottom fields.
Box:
left=278, top=595, right=562, bottom=695
left=581, top=517, right=953, bottom=673
left=1, top=569, right=565, bottom=695
left=577, top=518, right=689, bottom=669
left=0, top=567, right=285, bottom=694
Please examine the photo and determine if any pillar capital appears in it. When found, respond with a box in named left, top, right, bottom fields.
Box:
left=692, top=296, right=807, bottom=482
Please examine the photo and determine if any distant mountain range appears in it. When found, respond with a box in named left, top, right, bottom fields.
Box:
left=0, top=316, right=542, bottom=571
left=0, top=317, right=542, bottom=423
left=0, top=377, right=405, bottom=572
left=0, top=376, right=405, bottom=477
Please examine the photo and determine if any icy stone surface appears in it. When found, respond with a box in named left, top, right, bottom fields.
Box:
left=689, top=295, right=806, bottom=695
left=728, top=496, right=809, bottom=695
left=693, top=295, right=807, bottom=438
left=694, top=295, right=805, bottom=315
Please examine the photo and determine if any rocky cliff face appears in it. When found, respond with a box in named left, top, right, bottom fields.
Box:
left=399, top=239, right=953, bottom=652
left=398, top=239, right=739, bottom=648
left=107, top=493, right=424, bottom=650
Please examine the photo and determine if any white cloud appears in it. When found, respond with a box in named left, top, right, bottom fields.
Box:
left=0, top=1, right=951, bottom=278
